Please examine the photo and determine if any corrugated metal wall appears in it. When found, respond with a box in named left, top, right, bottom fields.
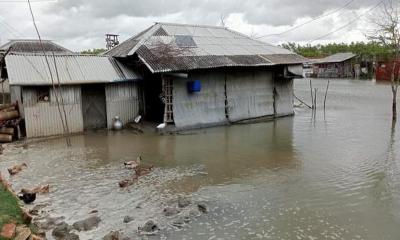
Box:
left=23, top=86, right=84, bottom=138
left=275, top=78, right=294, bottom=116
left=172, top=68, right=293, bottom=129
left=226, top=69, right=274, bottom=122
left=105, top=82, right=140, bottom=129
left=173, top=71, right=227, bottom=129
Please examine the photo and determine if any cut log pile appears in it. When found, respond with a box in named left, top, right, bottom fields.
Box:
left=0, top=102, right=22, bottom=143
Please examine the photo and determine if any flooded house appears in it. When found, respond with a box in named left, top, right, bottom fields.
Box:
left=312, top=52, right=358, bottom=78
left=0, top=40, right=141, bottom=138
left=105, top=22, right=307, bottom=130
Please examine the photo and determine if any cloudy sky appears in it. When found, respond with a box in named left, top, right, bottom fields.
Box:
left=0, top=0, right=382, bottom=52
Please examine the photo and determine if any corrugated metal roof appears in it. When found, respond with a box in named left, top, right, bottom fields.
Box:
left=105, top=23, right=308, bottom=73
left=313, top=52, right=357, bottom=64
left=6, top=53, right=141, bottom=86
left=0, top=40, right=73, bottom=54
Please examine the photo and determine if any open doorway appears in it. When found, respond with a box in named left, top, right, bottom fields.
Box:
left=143, top=73, right=165, bottom=122
left=81, top=84, right=107, bottom=130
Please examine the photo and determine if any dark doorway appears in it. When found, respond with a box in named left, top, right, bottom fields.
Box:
left=143, top=73, right=164, bottom=122
left=81, top=84, right=107, bottom=130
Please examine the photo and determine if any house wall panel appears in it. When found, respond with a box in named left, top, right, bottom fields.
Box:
left=105, top=82, right=140, bottom=129
left=23, top=86, right=83, bottom=138
left=173, top=70, right=227, bottom=129
left=275, top=78, right=294, bottom=116
left=226, top=69, right=274, bottom=122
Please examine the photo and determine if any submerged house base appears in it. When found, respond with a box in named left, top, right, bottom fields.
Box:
left=107, top=23, right=307, bottom=132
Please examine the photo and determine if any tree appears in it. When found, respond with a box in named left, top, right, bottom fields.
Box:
left=80, top=48, right=107, bottom=55
left=369, top=0, right=400, bottom=123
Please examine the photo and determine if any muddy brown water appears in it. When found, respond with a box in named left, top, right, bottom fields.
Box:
left=1, top=78, right=400, bottom=239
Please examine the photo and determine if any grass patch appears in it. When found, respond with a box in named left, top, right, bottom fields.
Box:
left=0, top=184, right=23, bottom=239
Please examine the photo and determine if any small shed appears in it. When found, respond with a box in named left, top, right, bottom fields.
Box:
left=105, top=23, right=307, bottom=130
left=312, top=52, right=358, bottom=78
left=0, top=40, right=73, bottom=104
left=4, top=53, right=141, bottom=138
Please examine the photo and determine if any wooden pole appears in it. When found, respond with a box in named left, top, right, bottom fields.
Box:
left=324, top=80, right=330, bottom=111
left=314, top=88, right=318, bottom=110
left=293, top=94, right=312, bottom=109
left=309, top=79, right=314, bottom=109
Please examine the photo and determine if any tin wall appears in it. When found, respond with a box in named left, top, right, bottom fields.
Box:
left=105, top=82, right=140, bottom=129
left=226, top=69, right=274, bottom=122
left=275, top=78, right=294, bottom=116
left=173, top=70, right=228, bottom=129
left=23, top=86, right=84, bottom=138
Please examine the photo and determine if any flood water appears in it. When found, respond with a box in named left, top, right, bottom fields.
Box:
left=1, top=78, right=400, bottom=240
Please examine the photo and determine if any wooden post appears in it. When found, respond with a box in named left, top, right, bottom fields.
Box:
left=314, top=88, right=318, bottom=110
left=324, top=80, right=330, bottom=111
left=309, top=79, right=314, bottom=109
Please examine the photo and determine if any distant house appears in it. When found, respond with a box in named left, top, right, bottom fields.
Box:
left=1, top=40, right=141, bottom=138
left=105, top=22, right=307, bottom=130
left=376, top=60, right=400, bottom=81
left=312, top=53, right=358, bottom=78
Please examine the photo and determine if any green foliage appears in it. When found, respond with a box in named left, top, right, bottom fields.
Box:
left=0, top=184, right=23, bottom=232
left=80, top=48, right=107, bottom=55
left=281, top=41, right=392, bottom=60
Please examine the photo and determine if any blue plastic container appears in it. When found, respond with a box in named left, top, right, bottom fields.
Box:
left=187, top=80, right=201, bottom=93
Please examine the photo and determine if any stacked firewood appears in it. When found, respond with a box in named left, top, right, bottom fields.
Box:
left=0, top=103, right=21, bottom=143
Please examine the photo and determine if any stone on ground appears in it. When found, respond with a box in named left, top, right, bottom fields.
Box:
left=103, top=230, right=120, bottom=240
left=72, top=216, right=101, bottom=231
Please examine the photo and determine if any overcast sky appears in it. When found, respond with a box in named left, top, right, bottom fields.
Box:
left=0, top=0, right=382, bottom=52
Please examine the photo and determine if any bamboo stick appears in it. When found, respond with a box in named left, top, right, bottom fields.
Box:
left=324, top=80, right=330, bottom=110
left=309, top=79, right=314, bottom=109
left=314, top=88, right=318, bottom=110
left=293, top=94, right=312, bottom=109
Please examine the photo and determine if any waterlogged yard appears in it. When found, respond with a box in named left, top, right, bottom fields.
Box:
left=0, top=78, right=399, bottom=239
